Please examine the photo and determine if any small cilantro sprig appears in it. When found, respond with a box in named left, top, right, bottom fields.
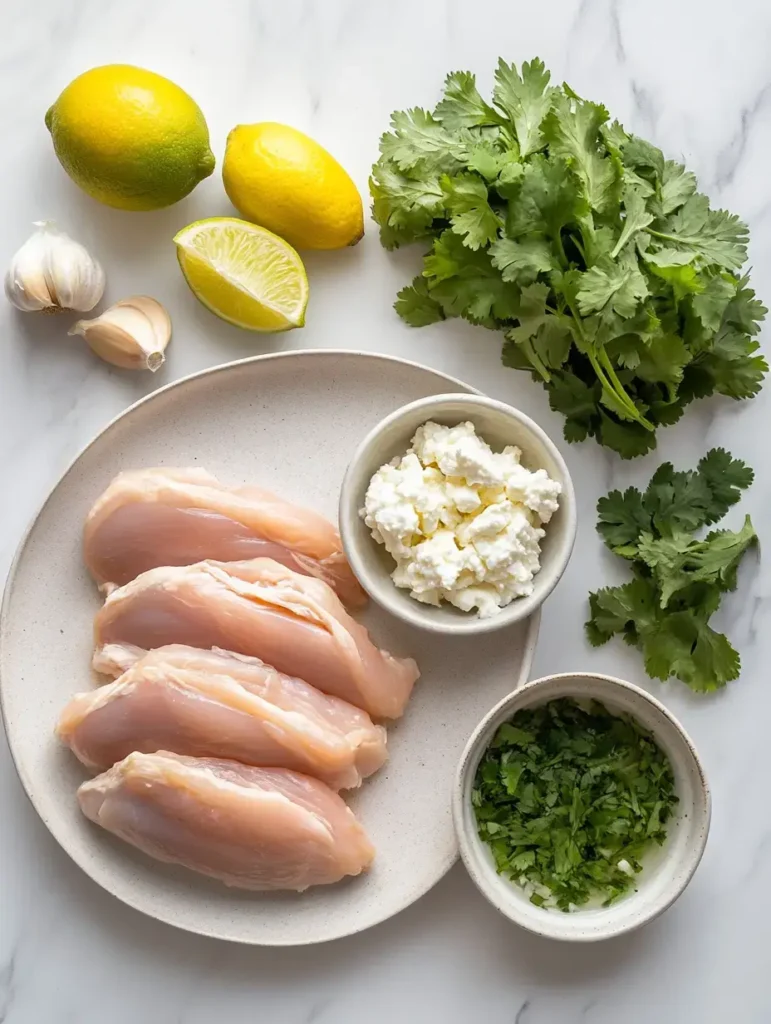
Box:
left=370, top=59, right=767, bottom=458
left=472, top=698, right=677, bottom=911
left=587, top=448, right=757, bottom=691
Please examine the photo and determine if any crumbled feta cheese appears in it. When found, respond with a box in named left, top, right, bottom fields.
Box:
left=412, top=420, right=502, bottom=486
left=361, top=420, right=562, bottom=619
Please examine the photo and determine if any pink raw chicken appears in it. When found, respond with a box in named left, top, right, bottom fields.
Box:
left=78, top=752, right=374, bottom=890
left=92, top=558, right=418, bottom=719
left=57, top=644, right=387, bottom=789
left=83, top=467, right=366, bottom=608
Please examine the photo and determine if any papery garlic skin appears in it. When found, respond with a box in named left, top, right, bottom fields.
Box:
left=5, top=221, right=105, bottom=313
left=69, top=296, right=171, bottom=372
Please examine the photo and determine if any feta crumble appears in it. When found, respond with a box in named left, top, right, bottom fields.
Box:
left=361, top=420, right=562, bottom=618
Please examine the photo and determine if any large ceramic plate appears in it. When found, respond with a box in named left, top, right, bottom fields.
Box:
left=1, top=350, right=539, bottom=945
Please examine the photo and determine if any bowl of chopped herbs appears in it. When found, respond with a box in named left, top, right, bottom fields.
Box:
left=453, top=673, right=710, bottom=941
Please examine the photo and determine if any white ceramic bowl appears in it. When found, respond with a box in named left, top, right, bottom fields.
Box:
left=339, top=393, right=576, bottom=635
left=453, top=673, right=711, bottom=942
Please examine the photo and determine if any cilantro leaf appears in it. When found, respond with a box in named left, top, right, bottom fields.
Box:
left=598, top=411, right=658, bottom=459
left=423, top=230, right=519, bottom=322
left=697, top=325, right=768, bottom=399
left=611, top=187, right=654, bottom=258
left=691, top=274, right=737, bottom=332
left=657, top=160, right=698, bottom=217
left=650, top=194, right=749, bottom=271
left=577, top=255, right=648, bottom=318
left=643, top=249, right=703, bottom=300
left=466, top=143, right=520, bottom=182
left=422, top=229, right=468, bottom=282
left=601, top=119, right=629, bottom=156
left=489, top=235, right=556, bottom=284
left=642, top=461, right=715, bottom=534
left=503, top=284, right=571, bottom=379
left=492, top=57, right=554, bottom=159
left=369, top=163, right=444, bottom=242
left=684, top=621, right=741, bottom=691
left=725, top=277, right=767, bottom=336
left=696, top=448, right=754, bottom=521
left=621, top=135, right=665, bottom=177
left=643, top=613, right=740, bottom=691
left=637, top=448, right=754, bottom=535
left=638, top=515, right=757, bottom=607
left=586, top=577, right=660, bottom=644
left=441, top=173, right=502, bottom=249
left=435, top=71, right=504, bottom=129
left=379, top=108, right=468, bottom=174
left=633, top=333, right=691, bottom=398
left=546, top=371, right=600, bottom=443
left=394, top=276, right=445, bottom=326
left=531, top=318, right=572, bottom=369
left=542, top=91, right=619, bottom=213
left=596, top=487, right=650, bottom=553
left=506, top=154, right=589, bottom=237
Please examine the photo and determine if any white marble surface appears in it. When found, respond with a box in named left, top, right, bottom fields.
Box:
left=2, top=1, right=771, bottom=1020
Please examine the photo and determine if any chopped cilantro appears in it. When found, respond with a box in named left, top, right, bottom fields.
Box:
left=472, top=698, right=677, bottom=910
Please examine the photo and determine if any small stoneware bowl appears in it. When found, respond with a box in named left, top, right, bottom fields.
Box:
left=338, top=393, right=576, bottom=635
left=453, top=672, right=711, bottom=942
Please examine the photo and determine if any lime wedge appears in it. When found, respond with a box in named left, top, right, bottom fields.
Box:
left=174, top=217, right=309, bottom=332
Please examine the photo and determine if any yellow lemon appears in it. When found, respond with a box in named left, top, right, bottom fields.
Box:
left=45, top=65, right=215, bottom=211
left=174, top=218, right=309, bottom=332
left=223, top=123, right=363, bottom=250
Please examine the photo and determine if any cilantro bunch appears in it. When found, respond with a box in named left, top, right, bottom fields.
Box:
left=587, top=449, right=757, bottom=691
left=473, top=699, right=677, bottom=910
left=370, top=59, right=767, bottom=458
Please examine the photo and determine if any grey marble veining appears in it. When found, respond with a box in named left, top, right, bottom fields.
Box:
left=2, top=0, right=771, bottom=1020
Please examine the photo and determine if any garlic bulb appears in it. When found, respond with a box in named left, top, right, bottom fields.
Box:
left=69, top=296, right=171, bottom=372
left=5, top=221, right=105, bottom=313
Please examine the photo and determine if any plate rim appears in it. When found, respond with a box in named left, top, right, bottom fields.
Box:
left=0, top=349, right=541, bottom=945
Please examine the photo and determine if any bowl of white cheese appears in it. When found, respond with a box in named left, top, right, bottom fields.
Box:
left=339, top=393, right=576, bottom=635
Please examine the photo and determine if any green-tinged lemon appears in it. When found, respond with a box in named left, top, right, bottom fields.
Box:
left=45, top=65, right=215, bottom=211
left=174, top=218, right=309, bottom=332
left=223, top=122, right=364, bottom=250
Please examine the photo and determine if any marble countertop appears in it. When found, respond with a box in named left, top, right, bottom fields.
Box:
left=3, top=1, right=771, bottom=1020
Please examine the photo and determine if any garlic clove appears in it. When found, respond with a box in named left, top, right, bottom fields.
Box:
left=5, top=231, right=55, bottom=311
left=5, top=221, right=105, bottom=313
left=69, top=296, right=171, bottom=372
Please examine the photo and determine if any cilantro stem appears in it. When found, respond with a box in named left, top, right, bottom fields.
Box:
left=522, top=340, right=552, bottom=382
left=553, top=230, right=569, bottom=270
left=598, top=351, right=654, bottom=430
left=646, top=229, right=682, bottom=245
left=572, top=235, right=587, bottom=264
left=610, top=236, right=627, bottom=261
left=567, top=308, right=653, bottom=429
left=577, top=215, right=597, bottom=267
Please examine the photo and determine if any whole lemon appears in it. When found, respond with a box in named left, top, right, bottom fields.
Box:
left=45, top=65, right=215, bottom=211
left=223, top=123, right=363, bottom=250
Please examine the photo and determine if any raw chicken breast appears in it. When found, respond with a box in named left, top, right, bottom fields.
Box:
left=93, top=558, right=418, bottom=719
left=78, top=752, right=374, bottom=890
left=58, top=644, right=387, bottom=789
left=84, top=467, right=366, bottom=607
